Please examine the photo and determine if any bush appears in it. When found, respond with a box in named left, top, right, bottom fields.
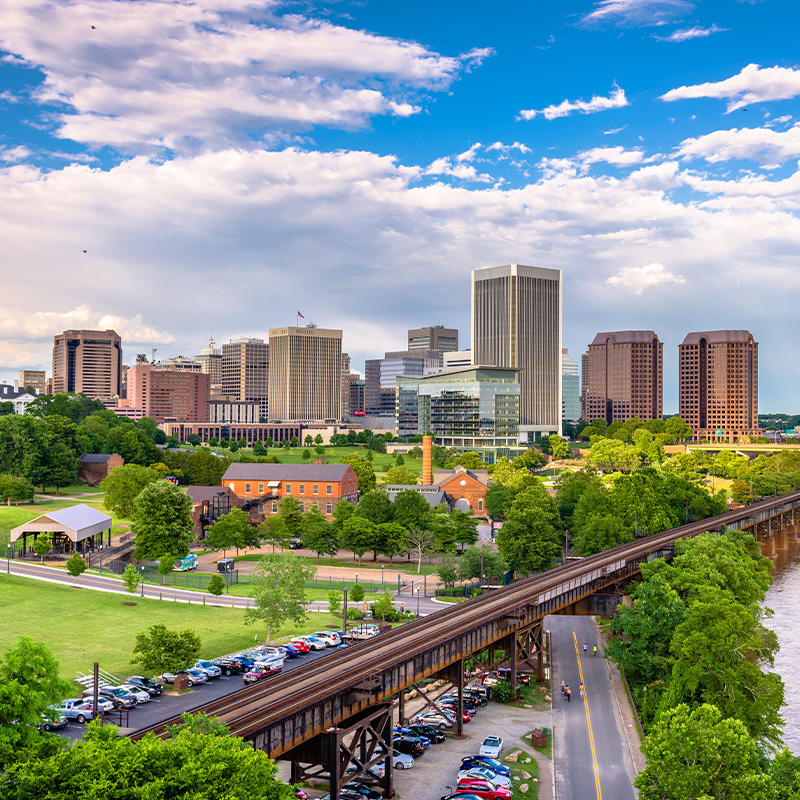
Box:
left=493, top=681, right=516, bottom=704
left=346, top=607, right=364, bottom=620
left=207, top=574, right=226, bottom=596
left=350, top=583, right=365, bottom=603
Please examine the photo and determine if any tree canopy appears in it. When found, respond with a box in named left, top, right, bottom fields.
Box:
left=131, top=480, right=194, bottom=560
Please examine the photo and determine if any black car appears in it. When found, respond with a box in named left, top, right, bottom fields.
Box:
left=124, top=675, right=164, bottom=696
left=342, top=783, right=382, bottom=800
left=408, top=724, right=446, bottom=743
left=393, top=737, right=424, bottom=758
left=461, top=690, right=489, bottom=706
left=438, top=699, right=478, bottom=715
left=212, top=657, right=245, bottom=676
left=440, top=794, right=484, bottom=800
left=497, top=668, right=531, bottom=685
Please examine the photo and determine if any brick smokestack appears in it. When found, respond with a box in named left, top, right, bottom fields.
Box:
left=422, top=435, right=433, bottom=485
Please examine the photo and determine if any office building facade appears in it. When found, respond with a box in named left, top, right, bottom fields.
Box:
left=678, top=330, right=759, bottom=442
left=561, top=349, right=581, bottom=423
left=364, top=350, right=441, bottom=417
left=125, top=365, right=210, bottom=423
left=584, top=331, right=663, bottom=424
left=268, top=326, right=342, bottom=421
left=396, top=365, right=520, bottom=462
left=221, top=338, right=269, bottom=421
left=18, top=370, right=46, bottom=394
left=52, top=329, right=122, bottom=399
left=407, top=325, right=459, bottom=357
left=195, top=347, right=222, bottom=391
left=471, top=264, right=562, bottom=439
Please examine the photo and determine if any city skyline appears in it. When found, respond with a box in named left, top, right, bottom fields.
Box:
left=2, top=0, right=800, bottom=411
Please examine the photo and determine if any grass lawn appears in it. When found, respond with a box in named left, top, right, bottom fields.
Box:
left=0, top=574, right=351, bottom=685
left=259, top=445, right=423, bottom=476
left=504, top=744, right=542, bottom=799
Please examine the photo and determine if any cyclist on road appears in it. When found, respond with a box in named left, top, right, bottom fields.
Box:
left=593, top=645, right=598, bottom=657
left=583, top=642, right=588, bottom=656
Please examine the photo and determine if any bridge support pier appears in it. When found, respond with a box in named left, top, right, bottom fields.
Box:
left=457, top=657, right=464, bottom=738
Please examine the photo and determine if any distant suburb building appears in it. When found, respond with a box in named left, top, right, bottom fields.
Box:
left=52, top=329, right=122, bottom=399
left=679, top=330, right=759, bottom=443
left=268, top=326, right=343, bottom=422
left=396, top=365, right=520, bottom=463
left=583, top=331, right=663, bottom=424
left=471, top=264, right=562, bottom=439
left=221, top=463, right=359, bottom=518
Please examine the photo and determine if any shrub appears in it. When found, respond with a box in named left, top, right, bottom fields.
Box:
left=350, top=583, right=365, bottom=603
left=493, top=681, right=516, bottom=704
left=346, top=607, right=364, bottom=620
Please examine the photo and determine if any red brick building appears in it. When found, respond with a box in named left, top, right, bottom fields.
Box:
left=77, top=453, right=124, bottom=486
left=433, top=466, right=490, bottom=516
left=185, top=486, right=242, bottom=537
left=221, top=463, right=359, bottom=518
left=123, top=365, right=210, bottom=423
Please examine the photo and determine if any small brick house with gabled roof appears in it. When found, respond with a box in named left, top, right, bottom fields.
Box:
left=77, top=453, right=124, bottom=486
left=432, top=465, right=491, bottom=516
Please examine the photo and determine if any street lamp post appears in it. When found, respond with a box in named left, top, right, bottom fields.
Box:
left=415, top=587, right=420, bottom=617
left=140, top=566, right=145, bottom=597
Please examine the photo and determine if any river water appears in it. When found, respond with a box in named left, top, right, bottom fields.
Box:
left=764, top=532, right=800, bottom=753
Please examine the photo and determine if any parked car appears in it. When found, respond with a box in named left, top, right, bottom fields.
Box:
left=120, top=685, right=151, bottom=704
left=346, top=625, right=380, bottom=640
left=410, top=711, right=452, bottom=729
left=342, top=782, right=382, bottom=799
left=212, top=657, right=245, bottom=675
left=124, top=675, right=163, bottom=696
left=252, top=646, right=286, bottom=667
left=456, top=778, right=511, bottom=800
left=464, top=685, right=492, bottom=701
left=344, top=764, right=385, bottom=783
left=393, top=736, right=425, bottom=757
left=82, top=686, right=137, bottom=709
left=457, top=768, right=512, bottom=789
left=480, top=674, right=501, bottom=687
left=431, top=705, right=470, bottom=723
left=193, top=660, right=223, bottom=679
left=440, top=794, right=484, bottom=800
left=408, top=724, right=446, bottom=743
left=312, top=631, right=342, bottom=646
left=291, top=635, right=326, bottom=651
left=38, top=707, right=67, bottom=731
left=282, top=644, right=302, bottom=658
left=289, top=639, right=312, bottom=654
left=460, top=756, right=511, bottom=778
left=162, top=669, right=207, bottom=687
left=294, top=790, right=310, bottom=799
left=496, top=668, right=531, bottom=686
left=461, top=689, right=489, bottom=706
left=58, top=699, right=97, bottom=724
left=439, top=697, right=478, bottom=715
left=479, top=736, right=504, bottom=759
left=243, top=663, right=282, bottom=684
left=392, top=750, right=414, bottom=770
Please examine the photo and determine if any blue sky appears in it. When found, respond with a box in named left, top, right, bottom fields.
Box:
left=2, top=0, right=800, bottom=412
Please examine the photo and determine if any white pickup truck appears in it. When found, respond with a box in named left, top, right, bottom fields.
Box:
left=345, top=624, right=380, bottom=640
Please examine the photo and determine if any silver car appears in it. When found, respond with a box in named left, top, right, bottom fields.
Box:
left=121, top=684, right=151, bottom=703
left=193, top=660, right=223, bottom=679
left=58, top=698, right=97, bottom=724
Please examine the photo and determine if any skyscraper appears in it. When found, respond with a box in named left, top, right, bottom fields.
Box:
left=561, top=349, right=581, bottom=423
left=126, top=364, right=210, bottom=423
left=52, top=329, right=122, bottom=399
left=221, top=338, right=269, bottom=421
left=195, top=346, right=222, bottom=392
left=471, top=264, right=562, bottom=438
left=407, top=325, right=459, bottom=358
left=268, top=326, right=342, bottom=421
left=584, top=331, right=663, bottom=424
left=678, top=330, right=759, bottom=442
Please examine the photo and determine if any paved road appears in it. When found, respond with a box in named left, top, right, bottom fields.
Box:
left=548, top=615, right=636, bottom=800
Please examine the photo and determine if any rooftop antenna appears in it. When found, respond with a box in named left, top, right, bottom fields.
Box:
left=209, top=320, right=215, bottom=349
left=151, top=347, right=158, bottom=364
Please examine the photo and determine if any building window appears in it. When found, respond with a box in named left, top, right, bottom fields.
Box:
left=313, top=484, right=319, bottom=495
left=478, top=499, right=484, bottom=512
left=258, top=483, right=264, bottom=494
left=326, top=502, right=333, bottom=514
left=285, top=484, right=292, bottom=494
left=244, top=483, right=251, bottom=494
left=272, top=501, right=278, bottom=513
left=326, top=484, right=333, bottom=495
left=299, top=484, right=305, bottom=495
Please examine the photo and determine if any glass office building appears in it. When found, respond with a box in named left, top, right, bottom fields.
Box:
left=397, top=366, right=520, bottom=462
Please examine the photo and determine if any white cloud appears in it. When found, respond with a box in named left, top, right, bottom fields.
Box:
left=676, top=124, right=800, bottom=163
left=662, top=64, right=800, bottom=112
left=578, top=146, right=645, bottom=166
left=0, top=146, right=32, bottom=163
left=425, top=157, right=492, bottom=183
left=582, top=0, right=693, bottom=26
left=486, top=141, right=532, bottom=154
left=603, top=125, right=628, bottom=135
left=1, top=0, right=477, bottom=153
left=606, top=262, right=686, bottom=294
left=456, top=143, right=482, bottom=162
left=657, top=23, right=726, bottom=42
left=519, top=86, right=629, bottom=121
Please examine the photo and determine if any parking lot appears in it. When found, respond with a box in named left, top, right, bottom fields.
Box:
left=276, top=688, right=554, bottom=800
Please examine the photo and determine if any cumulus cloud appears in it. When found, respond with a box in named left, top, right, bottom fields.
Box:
left=0, top=0, right=478, bottom=153
left=662, top=64, right=800, bottom=112
left=606, top=263, right=687, bottom=294
left=519, top=86, right=629, bottom=121
left=425, top=157, right=493, bottom=182
left=657, top=23, right=726, bottom=42
left=582, top=0, right=693, bottom=26
left=676, top=124, right=800, bottom=163
left=0, top=146, right=32, bottom=163
left=486, top=141, right=532, bottom=154
left=578, top=146, right=645, bottom=166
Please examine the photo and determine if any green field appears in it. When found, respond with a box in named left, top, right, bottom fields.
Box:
left=251, top=445, right=422, bottom=477
left=0, top=574, right=347, bottom=684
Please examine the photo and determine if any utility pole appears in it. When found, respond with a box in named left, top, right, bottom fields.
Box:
left=342, top=589, right=348, bottom=635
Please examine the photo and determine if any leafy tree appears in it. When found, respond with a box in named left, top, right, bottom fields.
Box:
left=314, top=434, right=323, bottom=445
left=634, top=704, right=775, bottom=800
left=186, top=433, right=202, bottom=446
left=496, top=487, right=561, bottom=573
left=331, top=498, right=355, bottom=531
left=131, top=480, right=193, bottom=561
left=405, top=526, right=437, bottom=574
left=554, top=467, right=602, bottom=529
left=436, top=552, right=459, bottom=586
left=132, top=623, right=201, bottom=677
left=338, top=454, right=376, bottom=493
left=587, top=437, right=641, bottom=472
left=304, top=435, right=313, bottom=446
left=350, top=583, right=365, bottom=603
left=65, top=553, right=87, bottom=585
left=458, top=544, right=507, bottom=583
left=25, top=392, right=105, bottom=423
left=339, top=516, right=378, bottom=566
left=206, top=508, right=253, bottom=556
left=245, top=553, right=316, bottom=641
left=301, top=505, right=338, bottom=562
left=385, top=465, right=418, bottom=485
left=371, top=589, right=396, bottom=621
left=571, top=513, right=632, bottom=556
left=314, top=445, right=326, bottom=456
left=158, top=555, right=174, bottom=583
left=301, top=448, right=311, bottom=461
left=105, top=424, right=160, bottom=466
left=207, top=574, right=226, bottom=596
left=101, top=464, right=162, bottom=518
left=327, top=590, right=342, bottom=616
left=0, top=473, right=34, bottom=505
left=395, top=454, right=405, bottom=466
left=167, top=710, right=230, bottom=737
left=0, top=414, right=50, bottom=486
left=392, top=488, right=430, bottom=529
left=0, top=637, right=73, bottom=769
left=275, top=495, right=303, bottom=539
left=121, top=563, right=140, bottom=594
left=376, top=521, right=407, bottom=561
left=548, top=435, right=570, bottom=460
left=444, top=451, right=484, bottom=470
left=32, top=534, right=52, bottom=562
left=0, top=401, right=13, bottom=416
left=290, top=436, right=299, bottom=448
left=355, top=489, right=393, bottom=527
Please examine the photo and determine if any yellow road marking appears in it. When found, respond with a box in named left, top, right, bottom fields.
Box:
left=573, top=632, right=602, bottom=800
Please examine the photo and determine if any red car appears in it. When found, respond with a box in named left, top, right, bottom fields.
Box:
left=294, top=790, right=310, bottom=799
left=290, top=639, right=312, bottom=654
left=430, top=706, right=471, bottom=723
left=456, top=779, right=512, bottom=800
left=243, top=664, right=282, bottom=684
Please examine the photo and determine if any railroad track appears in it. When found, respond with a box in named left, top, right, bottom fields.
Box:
left=132, top=490, right=800, bottom=742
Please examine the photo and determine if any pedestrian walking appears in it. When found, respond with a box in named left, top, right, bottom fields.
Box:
left=566, top=687, right=571, bottom=702
left=593, top=645, right=598, bottom=657
left=561, top=680, right=566, bottom=696
left=579, top=683, right=584, bottom=701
